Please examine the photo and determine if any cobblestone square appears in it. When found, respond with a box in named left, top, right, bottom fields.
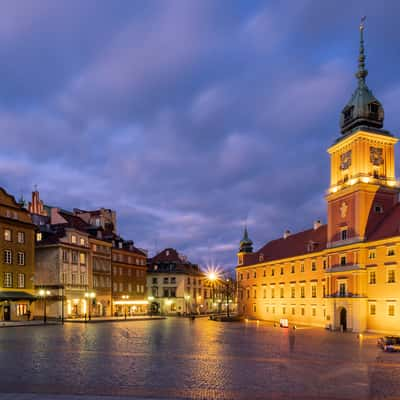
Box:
left=0, top=318, right=399, bottom=399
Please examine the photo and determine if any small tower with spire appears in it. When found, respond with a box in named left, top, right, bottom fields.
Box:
left=237, top=225, right=253, bottom=266
left=340, top=17, right=384, bottom=134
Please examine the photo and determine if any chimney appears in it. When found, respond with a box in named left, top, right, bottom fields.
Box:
left=283, top=230, right=291, bottom=239
left=313, top=220, right=322, bottom=230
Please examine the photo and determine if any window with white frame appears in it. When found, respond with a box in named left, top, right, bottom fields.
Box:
left=17, top=273, right=25, bottom=288
left=4, top=229, right=11, bottom=241
left=4, top=250, right=12, bottom=264
left=17, top=252, right=25, bottom=266
left=4, top=272, right=12, bottom=287
left=17, top=231, right=25, bottom=244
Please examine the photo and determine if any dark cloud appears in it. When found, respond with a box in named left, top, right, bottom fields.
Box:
left=0, top=0, right=399, bottom=269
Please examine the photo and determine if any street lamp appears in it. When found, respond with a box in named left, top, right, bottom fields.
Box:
left=184, top=295, right=190, bottom=315
left=84, top=292, right=96, bottom=321
left=39, top=289, right=51, bottom=324
left=207, top=271, right=218, bottom=314
left=122, top=295, right=129, bottom=320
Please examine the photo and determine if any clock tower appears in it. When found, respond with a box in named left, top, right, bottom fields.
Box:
left=326, top=20, right=399, bottom=247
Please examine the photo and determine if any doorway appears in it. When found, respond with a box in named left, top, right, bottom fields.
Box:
left=4, top=305, right=11, bottom=321
left=340, top=308, right=347, bottom=331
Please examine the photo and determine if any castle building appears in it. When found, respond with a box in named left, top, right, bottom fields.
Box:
left=236, top=23, right=400, bottom=333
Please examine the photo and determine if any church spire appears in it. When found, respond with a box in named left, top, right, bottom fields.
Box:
left=340, top=17, right=384, bottom=135
left=239, top=225, right=253, bottom=253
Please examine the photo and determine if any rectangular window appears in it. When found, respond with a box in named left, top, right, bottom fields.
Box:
left=119, top=282, right=123, bottom=292
left=300, top=263, right=304, bottom=272
left=79, top=253, right=86, bottom=265
left=387, top=247, right=395, bottom=256
left=80, top=238, right=85, bottom=246
left=280, top=267, right=284, bottom=275
left=253, top=289, right=257, bottom=299
left=253, top=304, right=256, bottom=313
left=280, top=287, right=284, bottom=298
left=311, top=285, right=317, bottom=298
left=263, top=270, right=266, bottom=277
left=152, top=277, right=157, bottom=284
left=4, top=250, right=12, bottom=264
left=17, top=231, right=25, bottom=244
left=71, top=235, right=77, bottom=244
left=323, top=285, right=326, bottom=297
left=282, top=307, right=286, bottom=314
left=388, top=270, right=396, bottom=283
left=291, top=287, right=295, bottom=298
left=4, top=272, right=12, bottom=288
left=368, top=250, right=376, bottom=259
left=246, top=289, right=250, bottom=299
left=62, top=250, right=69, bottom=263
left=4, top=229, right=11, bottom=241
left=263, top=289, right=267, bottom=299
left=272, top=307, right=275, bottom=314
left=388, top=304, right=395, bottom=317
left=340, top=256, right=346, bottom=266
left=163, top=277, right=169, bottom=284
left=312, top=307, right=316, bottom=317
left=369, top=271, right=376, bottom=284
left=17, top=252, right=25, bottom=266
left=341, top=229, right=348, bottom=241
left=311, top=261, right=316, bottom=271
left=369, top=303, right=376, bottom=316
left=300, top=286, right=305, bottom=298
left=271, top=269, right=275, bottom=276
left=71, top=251, right=78, bottom=264
left=271, top=288, right=275, bottom=298
left=301, top=307, right=305, bottom=316
left=171, top=277, right=176, bottom=284
left=253, top=271, right=256, bottom=278
left=339, top=283, right=346, bottom=296
left=323, top=259, right=327, bottom=269
left=291, top=307, right=295, bottom=315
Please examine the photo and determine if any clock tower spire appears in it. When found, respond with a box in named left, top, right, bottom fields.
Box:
left=326, top=19, right=399, bottom=247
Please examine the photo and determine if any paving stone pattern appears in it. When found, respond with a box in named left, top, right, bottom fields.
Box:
left=0, top=318, right=398, bottom=399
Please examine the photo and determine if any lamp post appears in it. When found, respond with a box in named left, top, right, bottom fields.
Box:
left=226, top=279, right=230, bottom=318
left=84, top=292, right=96, bottom=321
left=184, top=295, right=190, bottom=315
left=39, top=289, right=51, bottom=324
left=148, top=296, right=154, bottom=316
left=122, top=295, right=129, bottom=320
left=207, top=272, right=217, bottom=314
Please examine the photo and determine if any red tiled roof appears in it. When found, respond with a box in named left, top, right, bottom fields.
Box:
left=243, top=225, right=328, bottom=265
left=367, top=203, right=400, bottom=242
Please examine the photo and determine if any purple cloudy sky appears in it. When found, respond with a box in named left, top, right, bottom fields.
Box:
left=1, top=1, right=399, bottom=269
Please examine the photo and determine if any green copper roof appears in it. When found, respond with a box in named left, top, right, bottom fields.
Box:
left=239, top=226, right=253, bottom=253
left=340, top=18, right=384, bottom=135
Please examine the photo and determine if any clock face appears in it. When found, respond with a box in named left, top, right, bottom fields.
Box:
left=340, top=150, right=352, bottom=170
left=370, top=146, right=383, bottom=166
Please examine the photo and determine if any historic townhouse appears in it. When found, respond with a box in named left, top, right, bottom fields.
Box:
left=147, top=248, right=225, bottom=315
left=236, top=24, right=400, bottom=333
left=111, top=239, right=147, bottom=316
left=0, top=188, right=36, bottom=321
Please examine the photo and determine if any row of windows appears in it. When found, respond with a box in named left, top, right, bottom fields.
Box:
left=245, top=285, right=325, bottom=300
left=113, top=282, right=145, bottom=293
left=3, top=229, right=25, bottom=243
left=112, top=253, right=146, bottom=265
left=71, top=235, right=87, bottom=247
left=61, top=272, right=87, bottom=286
left=369, top=270, right=397, bottom=284
left=93, top=275, right=111, bottom=289
left=3, top=272, right=25, bottom=288
left=62, top=250, right=86, bottom=265
left=112, top=267, right=145, bottom=277
left=3, top=250, right=25, bottom=265
left=369, top=303, right=397, bottom=317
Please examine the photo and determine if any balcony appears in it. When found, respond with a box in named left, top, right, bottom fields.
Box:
left=326, top=264, right=362, bottom=273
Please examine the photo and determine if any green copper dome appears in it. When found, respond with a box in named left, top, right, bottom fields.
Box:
left=239, top=226, right=253, bottom=253
left=340, top=18, right=384, bottom=135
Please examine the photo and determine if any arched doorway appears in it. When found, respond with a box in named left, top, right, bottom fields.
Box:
left=150, top=302, right=160, bottom=315
left=340, top=308, right=347, bottom=331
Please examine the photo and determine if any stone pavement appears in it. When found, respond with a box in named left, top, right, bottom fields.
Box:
left=0, top=395, right=164, bottom=400
left=64, top=316, right=165, bottom=323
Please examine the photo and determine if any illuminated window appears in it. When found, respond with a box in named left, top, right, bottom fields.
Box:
left=369, top=303, right=376, bottom=316
left=79, top=253, right=86, bottom=265
left=4, top=250, right=12, bottom=264
left=3, top=272, right=12, bottom=288
left=311, top=285, right=317, bottom=298
left=388, top=270, right=396, bottom=284
left=17, top=232, right=25, bottom=244
left=368, top=250, right=376, bottom=259
left=16, top=304, right=27, bottom=317
left=71, top=235, right=77, bottom=244
left=4, top=229, right=11, bottom=241
left=80, top=238, right=85, bottom=246
left=300, top=286, right=305, bottom=298
left=369, top=271, right=376, bottom=284
left=36, top=232, right=42, bottom=242
left=291, top=287, right=295, bottom=298
left=388, top=304, right=395, bottom=317
left=17, top=252, right=25, bottom=266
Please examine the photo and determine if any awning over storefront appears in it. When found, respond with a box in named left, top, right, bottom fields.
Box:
left=0, top=291, right=37, bottom=301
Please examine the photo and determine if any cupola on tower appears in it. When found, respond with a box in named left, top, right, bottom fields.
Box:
left=326, top=18, right=399, bottom=247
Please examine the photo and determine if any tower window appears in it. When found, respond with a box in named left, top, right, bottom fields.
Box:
left=368, top=102, right=379, bottom=114
left=374, top=204, right=383, bottom=213
left=344, top=106, right=354, bottom=121
left=341, top=229, right=348, bottom=241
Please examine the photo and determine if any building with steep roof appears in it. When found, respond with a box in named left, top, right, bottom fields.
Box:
left=236, top=22, right=400, bottom=333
